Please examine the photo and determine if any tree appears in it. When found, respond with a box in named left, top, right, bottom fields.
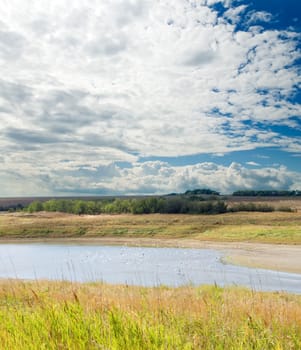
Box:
left=27, top=201, right=43, bottom=213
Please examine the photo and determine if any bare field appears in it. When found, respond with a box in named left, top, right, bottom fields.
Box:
left=226, top=196, right=301, bottom=211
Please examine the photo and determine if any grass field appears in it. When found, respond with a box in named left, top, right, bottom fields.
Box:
left=0, top=280, right=300, bottom=349
left=1, top=209, right=301, bottom=244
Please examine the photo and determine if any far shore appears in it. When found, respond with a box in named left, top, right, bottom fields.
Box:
left=1, top=236, right=300, bottom=275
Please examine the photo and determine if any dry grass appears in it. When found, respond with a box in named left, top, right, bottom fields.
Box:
left=0, top=210, right=301, bottom=244
left=0, top=280, right=300, bottom=349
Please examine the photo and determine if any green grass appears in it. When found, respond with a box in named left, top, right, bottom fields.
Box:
left=0, top=280, right=300, bottom=349
left=1, top=211, right=301, bottom=244
left=198, top=225, right=301, bottom=243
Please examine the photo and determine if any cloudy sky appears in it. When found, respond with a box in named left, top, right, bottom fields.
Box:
left=0, top=0, right=300, bottom=196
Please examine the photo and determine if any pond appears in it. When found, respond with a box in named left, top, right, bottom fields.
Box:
left=0, top=243, right=300, bottom=293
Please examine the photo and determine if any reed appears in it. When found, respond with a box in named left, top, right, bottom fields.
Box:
left=0, top=280, right=300, bottom=349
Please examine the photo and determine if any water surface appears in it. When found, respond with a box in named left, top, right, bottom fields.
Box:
left=0, top=243, right=300, bottom=293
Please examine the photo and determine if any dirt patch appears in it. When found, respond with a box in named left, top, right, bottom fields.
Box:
left=223, top=244, right=301, bottom=274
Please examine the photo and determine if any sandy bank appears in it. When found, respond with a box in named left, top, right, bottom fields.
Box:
left=0, top=237, right=300, bottom=274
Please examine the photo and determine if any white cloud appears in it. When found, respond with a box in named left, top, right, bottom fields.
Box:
left=1, top=160, right=300, bottom=196
left=0, top=0, right=300, bottom=195
left=224, top=5, right=248, bottom=24
left=247, top=11, right=273, bottom=25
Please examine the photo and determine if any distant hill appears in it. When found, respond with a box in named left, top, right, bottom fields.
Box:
left=166, top=189, right=220, bottom=197
left=232, top=190, right=301, bottom=197
left=184, top=189, right=220, bottom=196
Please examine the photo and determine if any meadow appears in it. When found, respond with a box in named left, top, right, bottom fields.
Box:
left=0, top=280, right=300, bottom=349
left=1, top=209, right=301, bottom=244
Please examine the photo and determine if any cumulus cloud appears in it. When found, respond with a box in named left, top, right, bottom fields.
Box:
left=246, top=11, right=273, bottom=25
left=1, top=160, right=300, bottom=196
left=224, top=5, right=248, bottom=24
left=0, top=0, right=300, bottom=195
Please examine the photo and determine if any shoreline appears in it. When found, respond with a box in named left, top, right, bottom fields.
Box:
left=1, top=237, right=300, bottom=274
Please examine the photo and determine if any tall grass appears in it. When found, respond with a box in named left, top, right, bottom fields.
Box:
left=0, top=280, right=300, bottom=349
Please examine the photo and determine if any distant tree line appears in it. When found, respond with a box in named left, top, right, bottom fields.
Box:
left=24, top=196, right=294, bottom=215
left=26, top=197, right=228, bottom=215
left=2, top=188, right=298, bottom=214
left=0, top=203, right=24, bottom=212
left=184, top=189, right=220, bottom=196
left=232, top=190, right=301, bottom=197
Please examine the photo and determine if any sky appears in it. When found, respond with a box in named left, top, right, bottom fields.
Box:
left=0, top=0, right=300, bottom=196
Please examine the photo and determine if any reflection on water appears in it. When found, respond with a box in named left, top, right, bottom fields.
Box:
left=0, top=243, right=300, bottom=293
